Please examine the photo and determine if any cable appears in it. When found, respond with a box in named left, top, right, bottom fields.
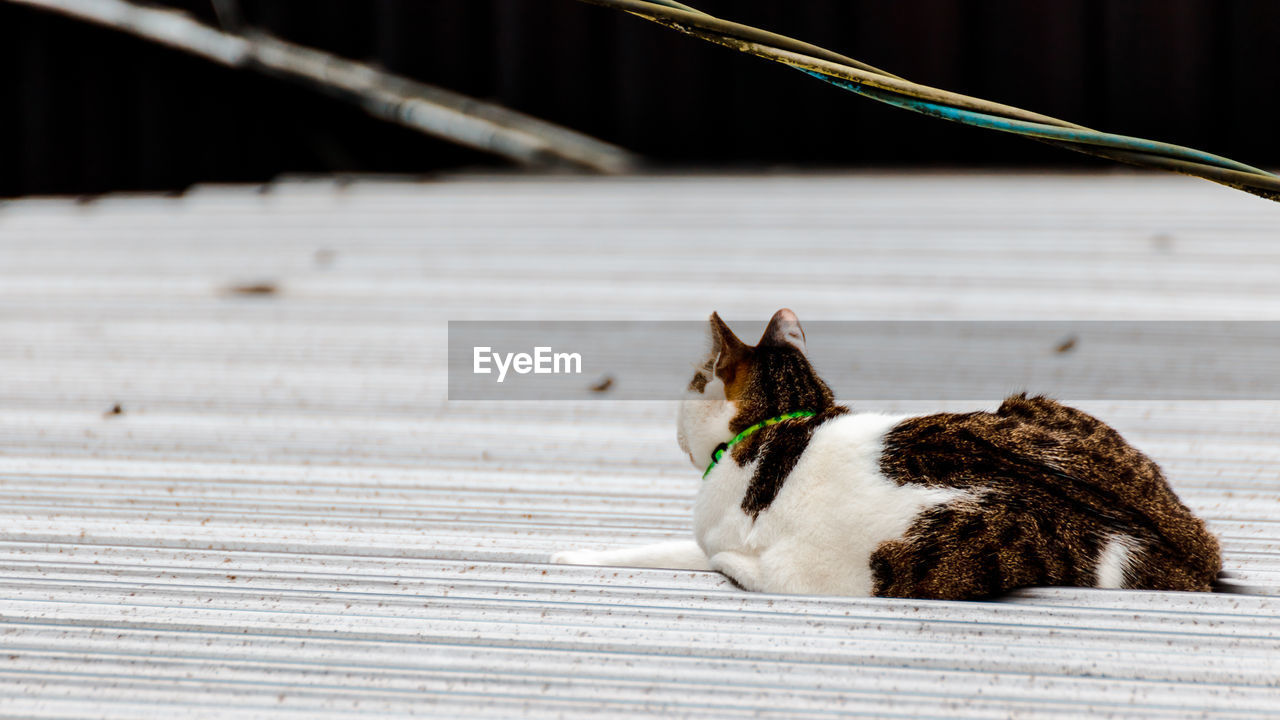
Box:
left=575, top=0, right=1280, bottom=201
left=809, top=73, right=1268, bottom=176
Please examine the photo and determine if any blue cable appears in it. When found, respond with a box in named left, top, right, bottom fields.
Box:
left=802, top=71, right=1276, bottom=178
left=584, top=0, right=1280, bottom=199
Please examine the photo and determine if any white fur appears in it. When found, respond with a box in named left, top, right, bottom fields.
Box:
left=676, top=375, right=736, bottom=469
left=555, top=411, right=968, bottom=597
left=1094, top=534, right=1139, bottom=589
left=694, top=412, right=967, bottom=595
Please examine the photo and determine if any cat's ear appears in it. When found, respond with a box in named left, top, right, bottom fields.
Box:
left=760, top=308, right=806, bottom=353
left=709, top=312, right=748, bottom=382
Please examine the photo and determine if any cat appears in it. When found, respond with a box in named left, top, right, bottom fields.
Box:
left=552, top=309, right=1223, bottom=600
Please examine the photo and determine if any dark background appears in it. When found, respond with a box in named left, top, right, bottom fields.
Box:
left=3, top=0, right=1278, bottom=196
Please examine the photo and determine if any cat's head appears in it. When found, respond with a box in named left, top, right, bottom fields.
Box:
left=676, top=309, right=835, bottom=470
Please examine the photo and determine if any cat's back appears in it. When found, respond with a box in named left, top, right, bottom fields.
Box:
left=871, top=394, right=1221, bottom=599
left=882, top=393, right=1167, bottom=497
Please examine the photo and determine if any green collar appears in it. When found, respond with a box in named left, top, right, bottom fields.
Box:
left=703, top=410, right=817, bottom=479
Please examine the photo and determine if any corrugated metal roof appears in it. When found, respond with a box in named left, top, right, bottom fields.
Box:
left=1, top=173, right=1278, bottom=718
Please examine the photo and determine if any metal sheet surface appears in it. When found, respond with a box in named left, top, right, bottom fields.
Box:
left=1, top=174, right=1278, bottom=718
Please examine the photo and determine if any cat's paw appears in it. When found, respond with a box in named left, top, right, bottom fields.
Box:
left=709, top=551, right=763, bottom=592
left=550, top=549, right=600, bottom=565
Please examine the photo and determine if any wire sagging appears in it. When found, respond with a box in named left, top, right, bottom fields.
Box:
left=575, top=0, right=1280, bottom=202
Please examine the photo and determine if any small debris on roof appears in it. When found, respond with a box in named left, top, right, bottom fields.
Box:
left=225, top=282, right=279, bottom=296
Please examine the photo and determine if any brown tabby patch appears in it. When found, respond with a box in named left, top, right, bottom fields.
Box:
left=735, top=406, right=849, bottom=518
left=871, top=394, right=1222, bottom=600
left=725, top=344, right=836, bottom=434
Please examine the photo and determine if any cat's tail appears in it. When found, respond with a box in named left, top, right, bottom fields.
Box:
left=1211, top=570, right=1275, bottom=596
